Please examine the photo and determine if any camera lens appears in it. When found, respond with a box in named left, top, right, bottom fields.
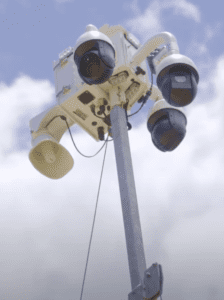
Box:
left=174, top=76, right=186, bottom=82
left=80, top=53, right=101, bottom=78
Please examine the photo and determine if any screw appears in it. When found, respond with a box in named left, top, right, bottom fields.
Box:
left=153, top=263, right=157, bottom=267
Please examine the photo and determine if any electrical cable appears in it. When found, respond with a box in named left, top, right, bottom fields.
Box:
left=60, top=116, right=111, bottom=158
left=128, top=69, right=153, bottom=119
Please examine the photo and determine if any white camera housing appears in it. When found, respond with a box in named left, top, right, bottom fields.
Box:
left=74, top=24, right=115, bottom=54
left=155, top=53, right=199, bottom=107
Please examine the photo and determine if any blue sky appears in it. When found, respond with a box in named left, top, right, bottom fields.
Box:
left=0, top=0, right=224, bottom=299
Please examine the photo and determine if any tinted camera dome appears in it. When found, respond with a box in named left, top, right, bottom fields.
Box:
left=148, top=109, right=187, bottom=152
left=74, top=40, right=116, bottom=85
left=157, top=64, right=199, bottom=107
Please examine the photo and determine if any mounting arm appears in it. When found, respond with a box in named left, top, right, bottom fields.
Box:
left=129, top=32, right=180, bottom=70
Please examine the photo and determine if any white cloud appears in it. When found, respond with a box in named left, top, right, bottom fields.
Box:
left=123, top=0, right=163, bottom=42
left=122, top=0, right=201, bottom=42
left=0, top=0, right=7, bottom=14
left=169, top=0, right=201, bottom=23
left=198, top=43, right=207, bottom=54
left=185, top=40, right=208, bottom=57
left=0, top=73, right=55, bottom=157
left=185, top=20, right=223, bottom=63
left=205, top=21, right=223, bottom=41
left=122, top=0, right=141, bottom=15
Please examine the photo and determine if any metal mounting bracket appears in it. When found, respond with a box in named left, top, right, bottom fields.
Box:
left=128, top=263, right=163, bottom=300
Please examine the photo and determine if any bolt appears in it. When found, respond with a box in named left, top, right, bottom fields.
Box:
left=153, top=263, right=157, bottom=267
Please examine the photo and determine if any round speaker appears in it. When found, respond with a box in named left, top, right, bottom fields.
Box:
left=29, top=140, right=74, bottom=179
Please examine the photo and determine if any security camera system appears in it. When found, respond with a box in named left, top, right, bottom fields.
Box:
left=28, top=23, right=200, bottom=300
left=29, top=23, right=199, bottom=174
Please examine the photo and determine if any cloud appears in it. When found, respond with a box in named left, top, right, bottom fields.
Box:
left=122, top=0, right=141, bottom=15
left=0, top=73, right=55, bottom=157
left=122, top=0, right=201, bottom=42
left=169, top=0, right=201, bottom=23
left=185, top=40, right=208, bottom=58
left=205, top=21, right=223, bottom=41
left=0, top=0, right=7, bottom=14
left=184, top=21, right=223, bottom=105
left=122, top=0, right=165, bottom=41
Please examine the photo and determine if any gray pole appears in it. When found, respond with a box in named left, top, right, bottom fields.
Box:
left=110, top=97, right=147, bottom=291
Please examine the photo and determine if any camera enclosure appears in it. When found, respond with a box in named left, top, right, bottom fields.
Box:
left=147, top=99, right=187, bottom=152
left=156, top=53, right=199, bottom=107
left=74, top=24, right=116, bottom=85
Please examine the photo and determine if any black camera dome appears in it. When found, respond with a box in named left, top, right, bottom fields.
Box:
left=74, top=40, right=116, bottom=85
left=148, top=109, right=187, bottom=152
left=157, top=63, right=199, bottom=107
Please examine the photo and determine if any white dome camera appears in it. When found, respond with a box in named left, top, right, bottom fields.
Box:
left=73, top=24, right=116, bottom=85
left=156, top=53, right=199, bottom=107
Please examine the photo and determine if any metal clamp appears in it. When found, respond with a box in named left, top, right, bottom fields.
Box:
left=128, top=263, right=163, bottom=300
left=146, top=47, right=166, bottom=75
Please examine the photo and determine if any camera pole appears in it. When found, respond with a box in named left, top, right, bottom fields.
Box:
left=109, top=87, right=163, bottom=300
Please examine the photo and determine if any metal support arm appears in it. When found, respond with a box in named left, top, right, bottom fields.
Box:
left=130, top=31, right=179, bottom=69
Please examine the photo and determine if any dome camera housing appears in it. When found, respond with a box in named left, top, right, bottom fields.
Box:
left=156, top=54, right=199, bottom=107
left=147, top=99, right=187, bottom=152
left=74, top=24, right=116, bottom=85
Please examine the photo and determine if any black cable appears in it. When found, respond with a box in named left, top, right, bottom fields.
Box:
left=127, top=69, right=153, bottom=118
left=59, top=116, right=111, bottom=158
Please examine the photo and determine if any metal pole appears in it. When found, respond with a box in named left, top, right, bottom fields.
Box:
left=110, top=91, right=147, bottom=291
